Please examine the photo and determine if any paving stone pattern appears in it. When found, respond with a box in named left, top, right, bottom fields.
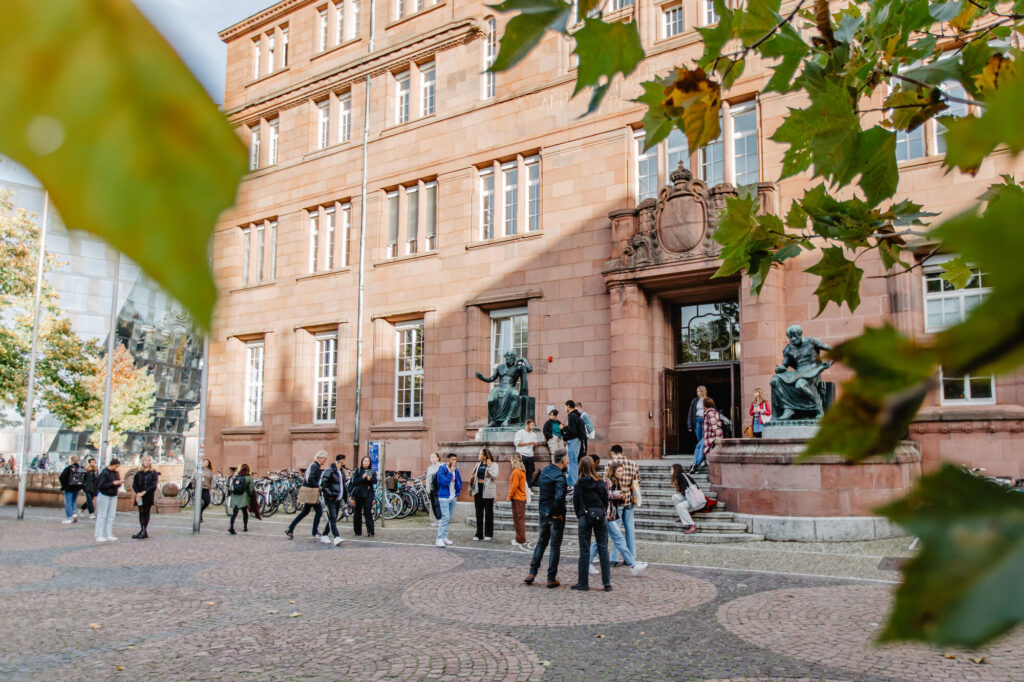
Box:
left=1, top=513, right=1021, bottom=681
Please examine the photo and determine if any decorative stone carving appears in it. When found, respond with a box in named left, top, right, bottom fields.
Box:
left=655, top=164, right=710, bottom=254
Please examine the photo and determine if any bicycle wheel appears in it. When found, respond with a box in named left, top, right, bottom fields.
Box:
left=178, top=484, right=191, bottom=509
left=372, top=496, right=382, bottom=520
left=282, top=490, right=298, bottom=514
left=382, top=491, right=403, bottom=520
left=399, top=490, right=417, bottom=517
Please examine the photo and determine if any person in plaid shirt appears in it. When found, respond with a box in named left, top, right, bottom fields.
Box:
left=606, top=444, right=640, bottom=565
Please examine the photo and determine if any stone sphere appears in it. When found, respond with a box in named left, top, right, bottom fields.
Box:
left=161, top=482, right=180, bottom=497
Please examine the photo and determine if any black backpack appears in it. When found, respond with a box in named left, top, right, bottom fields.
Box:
left=232, top=475, right=248, bottom=495
left=68, top=466, right=86, bottom=487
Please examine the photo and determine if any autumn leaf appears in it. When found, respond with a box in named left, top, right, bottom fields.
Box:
left=973, top=53, right=1016, bottom=95
left=663, top=68, right=722, bottom=149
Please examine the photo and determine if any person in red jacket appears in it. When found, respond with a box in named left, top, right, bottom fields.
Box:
left=749, top=388, right=771, bottom=438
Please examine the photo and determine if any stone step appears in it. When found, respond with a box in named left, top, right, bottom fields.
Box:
left=490, top=511, right=751, bottom=534
left=494, top=502, right=733, bottom=521
left=473, top=519, right=764, bottom=544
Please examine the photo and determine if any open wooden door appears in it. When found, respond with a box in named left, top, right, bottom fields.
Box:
left=663, top=368, right=678, bottom=456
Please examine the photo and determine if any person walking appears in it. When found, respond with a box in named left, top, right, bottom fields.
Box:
left=58, top=455, right=85, bottom=524
left=286, top=452, right=328, bottom=539
left=690, top=397, right=724, bottom=473
left=562, top=400, right=587, bottom=488
left=750, top=388, right=771, bottom=438
left=80, top=457, right=99, bottom=519
left=472, top=448, right=498, bottom=541
left=318, top=454, right=347, bottom=546
left=435, top=452, right=462, bottom=548
left=588, top=462, right=647, bottom=576
left=350, top=455, right=377, bottom=537
left=131, top=456, right=159, bottom=539
left=525, top=451, right=567, bottom=587
left=426, top=452, right=442, bottom=527
left=227, top=462, right=254, bottom=535
left=605, top=444, right=640, bottom=565
left=513, top=419, right=542, bottom=487
left=670, top=463, right=703, bottom=534
left=94, top=458, right=123, bottom=542
left=198, top=458, right=214, bottom=521
left=508, top=453, right=528, bottom=547
left=578, top=402, right=596, bottom=443
left=687, top=385, right=708, bottom=463
left=572, top=456, right=611, bottom=591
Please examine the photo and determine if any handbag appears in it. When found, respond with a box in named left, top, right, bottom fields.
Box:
left=761, top=413, right=771, bottom=424
left=743, top=424, right=754, bottom=438
left=630, top=478, right=643, bottom=508
left=586, top=506, right=605, bottom=523
left=683, top=474, right=707, bottom=509
left=547, top=436, right=566, bottom=456
left=297, top=486, right=320, bottom=506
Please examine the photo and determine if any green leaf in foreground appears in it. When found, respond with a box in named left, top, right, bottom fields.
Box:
left=488, top=0, right=570, bottom=72
left=635, top=80, right=675, bottom=151
left=943, top=57, right=1024, bottom=174
left=572, top=19, right=645, bottom=114
left=0, top=0, right=247, bottom=330
left=804, top=246, right=862, bottom=314
left=878, top=465, right=1024, bottom=647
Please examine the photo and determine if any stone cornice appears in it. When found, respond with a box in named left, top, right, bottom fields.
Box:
left=219, top=0, right=307, bottom=42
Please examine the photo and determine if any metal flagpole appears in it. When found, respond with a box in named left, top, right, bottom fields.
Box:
left=17, top=191, right=50, bottom=520
left=97, top=250, right=120, bottom=469
left=193, top=336, right=209, bottom=533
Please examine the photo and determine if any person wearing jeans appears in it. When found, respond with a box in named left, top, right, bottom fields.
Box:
left=435, top=453, right=462, bottom=547
left=572, top=457, right=611, bottom=591
left=605, top=445, right=640, bottom=564
left=318, top=455, right=347, bottom=546
left=286, top=453, right=327, bottom=539
left=691, top=397, right=724, bottom=473
left=563, top=400, right=587, bottom=487
left=94, top=459, right=123, bottom=542
left=80, top=457, right=99, bottom=519
left=525, top=451, right=568, bottom=588
left=58, top=455, right=84, bottom=524
left=472, top=448, right=498, bottom=541
left=589, top=462, right=647, bottom=576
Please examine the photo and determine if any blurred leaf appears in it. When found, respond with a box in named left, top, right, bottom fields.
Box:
left=806, top=324, right=938, bottom=460
left=0, top=0, right=247, bottom=330
left=635, top=80, right=675, bottom=151
left=940, top=255, right=972, bottom=289
left=488, top=0, right=570, bottom=72
left=885, top=86, right=947, bottom=131
left=805, top=246, right=863, bottom=313
left=943, top=57, right=1024, bottom=174
left=973, top=53, right=1016, bottom=96
left=716, top=57, right=746, bottom=91
left=878, top=465, right=1024, bottom=646
left=572, top=19, right=644, bottom=114
left=736, top=0, right=781, bottom=47
left=929, top=0, right=964, bottom=21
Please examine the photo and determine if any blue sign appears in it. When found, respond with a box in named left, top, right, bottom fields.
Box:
left=368, top=441, right=381, bottom=474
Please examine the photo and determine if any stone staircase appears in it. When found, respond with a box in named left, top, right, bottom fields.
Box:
left=475, top=456, right=765, bottom=544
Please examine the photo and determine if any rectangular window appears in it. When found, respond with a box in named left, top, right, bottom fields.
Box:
left=268, top=118, right=279, bottom=165
left=281, top=26, right=289, bottom=66
left=308, top=210, right=319, bottom=272
left=325, top=206, right=336, bottom=270
left=612, top=0, right=634, bottom=8
left=318, top=7, right=329, bottom=52
left=266, top=32, right=276, bottom=71
left=255, top=222, right=265, bottom=283
left=314, top=333, right=338, bottom=422
left=395, top=71, right=410, bottom=124
left=935, top=82, right=969, bottom=155
left=269, top=220, right=278, bottom=280
left=252, top=38, right=261, bottom=79
left=896, top=126, right=926, bottom=161
left=420, top=62, right=436, bottom=116
left=490, top=307, right=528, bottom=368
left=704, top=0, right=719, bottom=25
left=663, top=5, right=684, bottom=38
left=241, top=227, right=251, bottom=285
left=352, top=0, right=360, bottom=37
left=245, top=341, right=265, bottom=425
left=387, top=190, right=399, bottom=258
left=731, top=102, right=759, bottom=185
left=483, top=19, right=497, bottom=100
left=666, top=128, right=689, bottom=175
left=923, top=266, right=988, bottom=332
left=424, top=181, right=437, bottom=250
left=340, top=203, right=352, bottom=266
left=317, top=100, right=330, bottom=149
left=480, top=169, right=495, bottom=240
left=395, top=321, right=424, bottom=420
left=406, top=185, right=419, bottom=254
left=940, top=368, right=995, bottom=405
left=338, top=92, right=351, bottom=143
left=249, top=124, right=260, bottom=170
left=335, top=1, right=344, bottom=45
left=636, top=132, right=658, bottom=202
left=502, top=163, right=518, bottom=236
left=526, top=156, right=540, bottom=231
left=699, top=123, right=725, bottom=186
left=397, top=0, right=406, bottom=18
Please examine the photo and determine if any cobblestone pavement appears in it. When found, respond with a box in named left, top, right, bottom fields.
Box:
left=2, top=507, right=1021, bottom=681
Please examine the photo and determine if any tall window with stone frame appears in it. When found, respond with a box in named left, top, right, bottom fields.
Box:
left=480, top=168, right=495, bottom=240
left=317, top=99, right=331, bottom=149
left=386, top=190, right=399, bottom=258
left=241, top=227, right=251, bottom=284
left=308, top=209, right=320, bottom=272
left=703, top=0, right=719, bottom=25
left=420, top=61, right=436, bottom=116
left=249, top=124, right=261, bottom=170
left=527, top=157, right=540, bottom=231
left=612, top=0, right=634, bottom=8
left=325, top=206, right=336, bottom=270
left=281, top=25, right=289, bottom=66
left=502, top=161, right=518, bottom=236
left=340, top=203, right=352, bottom=265
left=635, top=132, right=659, bottom=202
left=385, top=181, right=435, bottom=258
left=268, top=118, right=279, bottom=165
left=252, top=37, right=261, bottom=79
left=395, top=321, right=424, bottom=420
left=663, top=3, right=684, bottom=38
left=490, top=308, right=528, bottom=368
left=314, top=333, right=338, bottom=422
left=241, top=218, right=276, bottom=285
left=266, top=31, right=276, bottom=71
left=317, top=6, right=329, bottom=52
left=699, top=125, right=725, bottom=186
left=424, top=182, right=437, bottom=250
left=269, top=220, right=278, bottom=279
left=731, top=101, right=759, bottom=185
left=335, top=1, right=345, bottom=44
left=477, top=154, right=541, bottom=240
left=483, top=18, right=497, bottom=99
left=255, top=222, right=265, bottom=282
left=338, top=92, right=352, bottom=143
left=245, top=340, right=265, bottom=425
left=395, top=71, right=411, bottom=124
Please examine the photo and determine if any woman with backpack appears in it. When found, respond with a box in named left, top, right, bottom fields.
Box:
left=228, top=462, right=255, bottom=535
left=670, top=463, right=704, bottom=535
left=58, top=455, right=85, bottom=524
left=131, top=456, right=160, bottom=539
left=690, top=397, right=724, bottom=474
left=80, top=458, right=99, bottom=519
left=572, top=456, right=611, bottom=592
left=426, top=452, right=442, bottom=526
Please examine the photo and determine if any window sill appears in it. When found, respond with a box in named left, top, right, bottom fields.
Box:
left=384, top=112, right=437, bottom=134
left=466, top=230, right=543, bottom=251
left=373, top=250, right=438, bottom=268
left=310, top=37, right=363, bottom=62
left=221, top=426, right=265, bottom=440
left=244, top=163, right=283, bottom=178
left=385, top=2, right=446, bottom=30
left=296, top=267, right=351, bottom=282
left=370, top=421, right=428, bottom=432
left=229, top=281, right=277, bottom=294
left=244, top=67, right=290, bottom=88
left=303, top=140, right=359, bottom=162
left=290, top=423, right=340, bottom=437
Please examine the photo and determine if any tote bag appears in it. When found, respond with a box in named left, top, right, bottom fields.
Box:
left=683, top=475, right=707, bottom=510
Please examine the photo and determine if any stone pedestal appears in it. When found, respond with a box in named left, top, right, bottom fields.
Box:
left=762, top=419, right=820, bottom=439
left=709, top=437, right=921, bottom=541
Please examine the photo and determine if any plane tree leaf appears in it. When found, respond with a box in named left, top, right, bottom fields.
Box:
left=943, top=55, right=1024, bottom=174
left=0, top=0, right=248, bottom=329
left=804, top=246, right=863, bottom=314
left=488, top=0, right=571, bottom=72
left=573, top=19, right=644, bottom=114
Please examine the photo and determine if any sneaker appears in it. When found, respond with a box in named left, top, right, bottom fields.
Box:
left=684, top=525, right=698, bottom=535
left=443, top=538, right=453, bottom=546
left=472, top=537, right=480, bottom=541
left=285, top=528, right=293, bottom=539
left=510, top=539, right=520, bottom=546
left=62, top=519, right=73, bottom=525
left=436, top=539, right=446, bottom=548
left=72, top=516, right=78, bottom=523
left=96, top=537, right=107, bottom=543
left=630, top=561, right=648, bottom=576
left=89, top=514, right=96, bottom=519
left=483, top=536, right=493, bottom=541
left=333, top=536, right=344, bottom=546
left=106, top=536, right=118, bottom=542
left=589, top=565, right=599, bottom=575
left=312, top=532, right=322, bottom=538
left=319, top=535, right=331, bottom=544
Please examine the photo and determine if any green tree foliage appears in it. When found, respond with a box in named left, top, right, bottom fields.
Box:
left=74, top=344, right=157, bottom=450
left=488, top=0, right=1024, bottom=646
left=0, top=192, right=101, bottom=427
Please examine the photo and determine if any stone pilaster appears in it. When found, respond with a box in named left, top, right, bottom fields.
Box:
left=607, top=282, right=652, bottom=457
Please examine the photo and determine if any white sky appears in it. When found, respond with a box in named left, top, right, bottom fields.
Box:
left=132, top=0, right=275, bottom=104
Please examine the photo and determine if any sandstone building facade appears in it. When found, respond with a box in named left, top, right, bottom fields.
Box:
left=209, top=0, right=1024, bottom=487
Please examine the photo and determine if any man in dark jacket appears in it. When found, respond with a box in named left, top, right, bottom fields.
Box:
left=525, top=451, right=568, bottom=588
left=318, top=454, right=347, bottom=546
left=563, top=400, right=587, bottom=487
left=58, top=455, right=85, bottom=524
left=285, top=452, right=328, bottom=539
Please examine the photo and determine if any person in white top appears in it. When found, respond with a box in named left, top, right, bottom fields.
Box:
left=513, top=419, right=542, bottom=487
left=426, top=452, right=441, bottom=526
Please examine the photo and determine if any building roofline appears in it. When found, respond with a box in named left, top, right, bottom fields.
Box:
left=219, top=0, right=308, bottom=42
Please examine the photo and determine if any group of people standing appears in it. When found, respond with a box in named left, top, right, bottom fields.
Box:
left=56, top=455, right=158, bottom=543
left=283, top=451, right=378, bottom=545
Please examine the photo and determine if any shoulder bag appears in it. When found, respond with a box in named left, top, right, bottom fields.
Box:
left=297, top=467, right=321, bottom=505
left=630, top=478, right=643, bottom=508
left=684, top=475, right=707, bottom=510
